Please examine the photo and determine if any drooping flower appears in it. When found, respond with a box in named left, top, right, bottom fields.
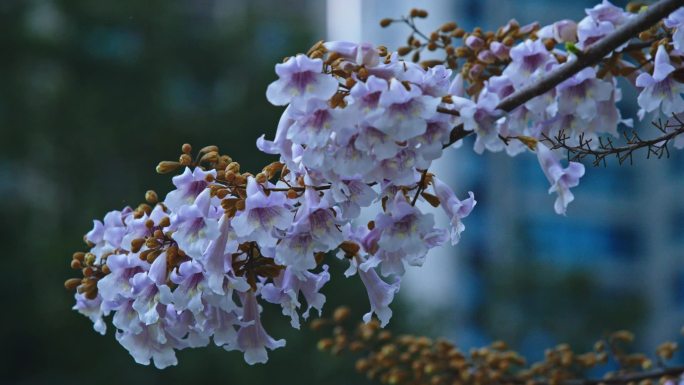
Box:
left=536, top=143, right=585, bottom=215
left=275, top=188, right=343, bottom=274
left=361, top=192, right=446, bottom=276
left=432, top=177, right=476, bottom=245
left=356, top=258, right=400, bottom=327
left=665, top=8, right=684, bottom=52
left=235, top=291, right=286, bottom=365
left=636, top=45, right=684, bottom=119
left=261, top=266, right=330, bottom=329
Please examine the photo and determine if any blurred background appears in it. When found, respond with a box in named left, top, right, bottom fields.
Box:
left=1, top=0, right=682, bottom=384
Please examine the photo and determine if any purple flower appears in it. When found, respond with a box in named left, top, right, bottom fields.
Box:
left=170, top=260, right=207, bottom=316
left=362, top=192, right=446, bottom=276
left=261, top=266, right=330, bottom=329
left=376, top=79, right=441, bottom=141
left=170, top=189, right=220, bottom=260
left=266, top=54, right=339, bottom=106
left=556, top=67, right=613, bottom=121
left=356, top=259, right=400, bottom=327
left=538, top=20, right=578, bottom=43
left=348, top=75, right=388, bottom=118
left=98, top=253, right=148, bottom=310
left=275, top=189, right=343, bottom=274
left=354, top=124, right=402, bottom=161
left=235, top=292, right=286, bottom=365
left=453, top=90, right=503, bottom=154
left=577, top=1, right=630, bottom=49
left=73, top=293, right=107, bottom=335
left=432, top=177, right=476, bottom=245
left=115, top=305, right=188, bottom=369
left=202, top=215, right=239, bottom=294
left=329, top=179, right=377, bottom=220
left=164, top=167, right=216, bottom=211
left=665, top=8, right=684, bottom=51
left=232, top=177, right=291, bottom=248
left=503, top=39, right=556, bottom=87
left=636, top=45, right=684, bottom=119
left=130, top=253, right=173, bottom=325
left=324, top=41, right=380, bottom=67
left=536, top=143, right=585, bottom=215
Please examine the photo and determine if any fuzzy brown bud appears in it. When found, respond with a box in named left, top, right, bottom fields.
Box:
left=144, top=190, right=158, bottom=204
left=179, top=153, right=193, bottom=166
left=64, top=278, right=82, bottom=290
left=156, top=161, right=181, bottom=174
left=397, top=46, right=412, bottom=56
left=380, top=18, right=393, bottom=28
left=255, top=173, right=268, bottom=184
left=333, top=306, right=351, bottom=323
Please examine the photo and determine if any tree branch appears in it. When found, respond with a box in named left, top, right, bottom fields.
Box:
left=497, top=0, right=684, bottom=112
left=439, top=0, right=684, bottom=149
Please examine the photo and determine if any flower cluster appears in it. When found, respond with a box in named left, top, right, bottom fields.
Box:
left=68, top=140, right=473, bottom=367
left=66, top=0, right=684, bottom=369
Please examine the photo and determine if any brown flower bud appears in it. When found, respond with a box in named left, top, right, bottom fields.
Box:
left=181, top=143, right=192, bottom=154
left=255, top=173, right=268, bottom=184
left=235, top=199, right=245, bottom=211
left=200, top=151, right=219, bottom=164
left=144, top=190, right=158, bottom=204
left=379, top=18, right=393, bottom=28
left=64, top=278, right=82, bottom=290
left=441, top=22, right=457, bottom=32
left=333, top=306, right=351, bottom=323
left=397, top=46, right=412, bottom=56
left=179, top=154, right=193, bottom=166
left=156, top=161, right=181, bottom=174
left=70, top=259, right=82, bottom=269
left=200, top=145, right=219, bottom=154
left=84, top=253, right=96, bottom=266
left=318, top=338, right=334, bottom=351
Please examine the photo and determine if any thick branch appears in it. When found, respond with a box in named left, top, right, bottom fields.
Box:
left=440, top=0, right=684, bottom=149
left=497, top=0, right=684, bottom=112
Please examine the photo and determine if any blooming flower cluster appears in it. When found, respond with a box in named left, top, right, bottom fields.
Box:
left=67, top=1, right=684, bottom=369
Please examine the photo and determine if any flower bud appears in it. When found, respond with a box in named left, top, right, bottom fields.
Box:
left=156, top=161, right=181, bottom=174
left=179, top=154, right=192, bottom=166
left=465, top=35, right=484, bottom=50
left=379, top=18, right=392, bottom=28
left=145, top=190, right=158, bottom=204
left=64, top=278, right=82, bottom=290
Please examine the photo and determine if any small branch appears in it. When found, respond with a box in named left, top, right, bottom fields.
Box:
left=541, top=117, right=684, bottom=166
